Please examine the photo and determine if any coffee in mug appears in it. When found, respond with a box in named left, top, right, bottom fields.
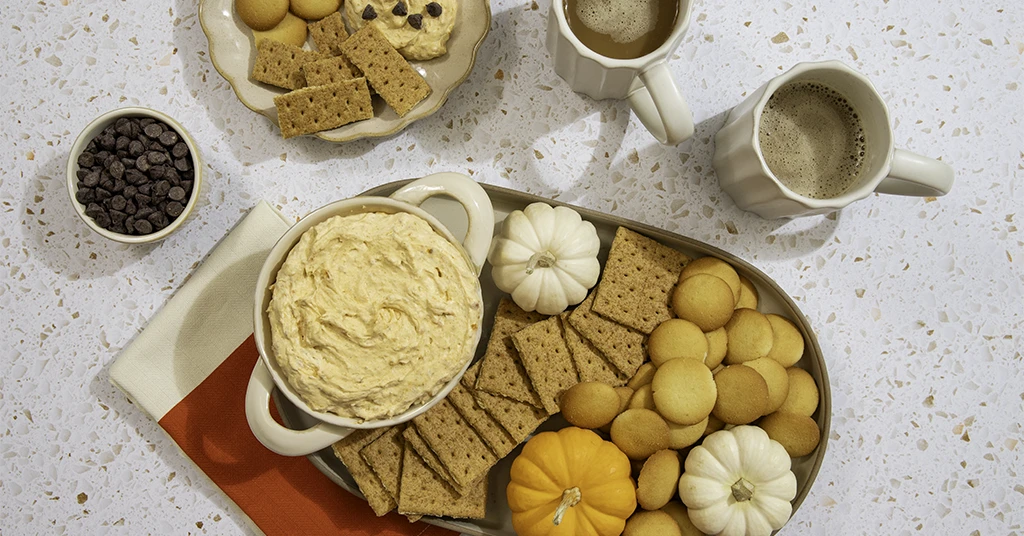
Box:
left=758, top=81, right=867, bottom=199
left=563, top=0, right=678, bottom=59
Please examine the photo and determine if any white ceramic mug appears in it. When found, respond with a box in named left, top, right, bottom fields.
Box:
left=546, top=0, right=694, bottom=145
left=245, top=172, right=494, bottom=456
left=713, top=61, right=955, bottom=219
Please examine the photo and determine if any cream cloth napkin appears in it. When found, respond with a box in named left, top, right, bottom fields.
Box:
left=110, top=201, right=290, bottom=421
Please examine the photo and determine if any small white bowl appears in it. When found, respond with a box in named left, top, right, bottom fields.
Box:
left=66, top=107, right=202, bottom=244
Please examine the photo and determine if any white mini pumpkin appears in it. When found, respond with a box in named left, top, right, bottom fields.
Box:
left=678, top=425, right=797, bottom=536
left=488, top=203, right=600, bottom=315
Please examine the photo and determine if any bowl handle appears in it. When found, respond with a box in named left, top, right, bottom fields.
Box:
left=389, top=172, right=495, bottom=274
left=244, top=359, right=352, bottom=456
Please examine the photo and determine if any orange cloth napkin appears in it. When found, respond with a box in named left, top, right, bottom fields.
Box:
left=109, top=202, right=456, bottom=536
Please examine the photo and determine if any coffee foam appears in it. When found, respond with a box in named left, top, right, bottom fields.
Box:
left=574, top=0, right=659, bottom=45
left=758, top=82, right=867, bottom=200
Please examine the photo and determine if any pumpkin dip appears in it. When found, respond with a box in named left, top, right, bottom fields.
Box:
left=268, top=211, right=481, bottom=421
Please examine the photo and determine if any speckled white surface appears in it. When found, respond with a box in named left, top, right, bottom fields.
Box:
left=1, top=0, right=1021, bottom=534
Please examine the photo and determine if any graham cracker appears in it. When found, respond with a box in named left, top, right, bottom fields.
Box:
left=567, top=293, right=646, bottom=378
left=561, top=312, right=629, bottom=386
left=251, top=39, right=322, bottom=90
left=309, top=11, right=349, bottom=56
left=463, top=362, right=548, bottom=445
left=412, top=398, right=497, bottom=490
left=303, top=55, right=358, bottom=87
left=331, top=428, right=395, bottom=516
left=273, top=78, right=373, bottom=138
left=447, top=380, right=518, bottom=459
left=398, top=446, right=488, bottom=519
left=474, top=298, right=546, bottom=408
left=402, top=425, right=465, bottom=494
left=340, top=25, right=431, bottom=117
left=359, top=425, right=406, bottom=503
left=592, top=226, right=692, bottom=334
left=512, top=316, right=580, bottom=415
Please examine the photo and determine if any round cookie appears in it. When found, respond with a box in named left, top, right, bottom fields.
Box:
left=559, top=381, right=622, bottom=429
left=253, top=12, right=309, bottom=47
left=624, top=510, right=683, bottom=536
left=651, top=358, right=716, bottom=426
left=661, top=502, right=704, bottom=536
left=648, top=319, right=708, bottom=366
left=667, top=416, right=707, bottom=449
left=290, top=0, right=342, bottom=20
left=778, top=367, right=819, bottom=417
left=723, top=308, right=773, bottom=364
left=671, top=274, right=735, bottom=332
left=610, top=409, right=670, bottom=460
left=735, top=274, right=759, bottom=310
left=743, top=357, right=790, bottom=415
left=759, top=411, right=821, bottom=457
left=680, top=256, right=741, bottom=303
left=712, top=365, right=769, bottom=425
left=765, top=314, right=805, bottom=367
left=637, top=449, right=681, bottom=510
left=628, top=383, right=658, bottom=411
left=627, top=362, right=658, bottom=390
left=236, top=0, right=289, bottom=31
left=704, top=327, right=728, bottom=369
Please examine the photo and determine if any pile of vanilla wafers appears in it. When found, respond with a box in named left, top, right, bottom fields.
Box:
left=330, top=227, right=691, bottom=520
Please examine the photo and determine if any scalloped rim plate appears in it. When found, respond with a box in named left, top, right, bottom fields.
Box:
left=198, top=0, right=490, bottom=142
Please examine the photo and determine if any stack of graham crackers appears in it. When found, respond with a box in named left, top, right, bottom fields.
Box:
left=251, top=13, right=431, bottom=138
left=329, top=227, right=692, bottom=521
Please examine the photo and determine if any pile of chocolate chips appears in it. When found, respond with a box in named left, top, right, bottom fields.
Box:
left=74, top=116, right=195, bottom=236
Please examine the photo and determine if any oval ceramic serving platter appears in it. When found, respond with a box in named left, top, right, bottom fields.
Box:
left=276, top=180, right=832, bottom=535
left=198, top=0, right=490, bottom=142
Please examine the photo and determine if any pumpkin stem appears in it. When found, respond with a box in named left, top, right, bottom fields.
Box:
left=731, top=478, right=755, bottom=502
left=526, top=251, right=556, bottom=275
left=552, top=487, right=582, bottom=526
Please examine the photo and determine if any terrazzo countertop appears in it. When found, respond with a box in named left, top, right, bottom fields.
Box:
left=1, top=0, right=1021, bottom=533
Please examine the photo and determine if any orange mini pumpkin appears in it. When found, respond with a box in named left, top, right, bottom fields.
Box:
left=507, top=427, right=637, bottom=536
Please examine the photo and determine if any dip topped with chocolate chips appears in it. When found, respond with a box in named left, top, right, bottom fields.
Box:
left=344, top=0, right=457, bottom=60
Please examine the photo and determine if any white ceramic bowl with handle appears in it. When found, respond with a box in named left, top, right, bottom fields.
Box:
left=246, top=172, right=494, bottom=456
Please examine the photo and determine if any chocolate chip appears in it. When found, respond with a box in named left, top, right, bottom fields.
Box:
left=104, top=155, right=119, bottom=169
left=95, top=188, right=112, bottom=201
left=139, top=117, right=155, bottom=126
left=126, top=169, right=146, bottom=185
left=133, top=219, right=153, bottom=235
left=121, top=157, right=136, bottom=170
left=153, top=180, right=171, bottom=197
left=138, top=183, right=152, bottom=196
left=110, top=195, right=127, bottom=211
left=392, top=1, right=407, bottom=15
left=115, top=136, right=130, bottom=152
left=76, top=188, right=95, bottom=204
left=128, top=140, right=145, bottom=157
left=158, top=130, right=179, bottom=147
left=147, top=151, right=167, bottom=165
left=116, top=118, right=133, bottom=137
left=166, top=201, right=184, bottom=217
left=95, top=150, right=110, bottom=162
left=362, top=4, right=377, bottom=19
left=148, top=211, right=168, bottom=229
left=83, top=170, right=100, bottom=188
left=99, top=134, right=116, bottom=151
left=172, top=142, right=189, bottom=158
left=77, top=152, right=95, bottom=168
left=181, top=180, right=193, bottom=193
left=144, top=123, right=163, bottom=138
left=112, top=179, right=126, bottom=193
left=123, top=185, right=137, bottom=199
left=135, top=193, right=152, bottom=207
left=174, top=157, right=191, bottom=172
left=109, top=159, right=125, bottom=180
left=125, top=216, right=135, bottom=230
left=93, top=211, right=112, bottom=229
left=125, top=200, right=137, bottom=215
left=426, top=2, right=442, bottom=16
left=168, top=186, right=186, bottom=201
left=110, top=209, right=127, bottom=225
left=407, top=13, right=423, bottom=28
left=136, top=206, right=155, bottom=220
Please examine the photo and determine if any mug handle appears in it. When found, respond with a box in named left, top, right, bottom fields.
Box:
left=627, top=61, right=695, bottom=145
left=875, top=149, right=954, bottom=197
left=389, top=172, right=495, bottom=274
left=244, top=359, right=352, bottom=456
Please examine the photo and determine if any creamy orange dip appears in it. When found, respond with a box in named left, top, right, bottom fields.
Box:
left=268, top=212, right=480, bottom=421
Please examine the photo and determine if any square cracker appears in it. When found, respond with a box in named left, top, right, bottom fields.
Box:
left=512, top=316, right=579, bottom=415
left=592, top=226, right=691, bottom=334
left=447, top=380, right=518, bottom=459
left=475, top=298, right=546, bottom=408
left=412, top=398, right=497, bottom=490
left=273, top=78, right=373, bottom=138
left=402, top=424, right=466, bottom=495
left=340, top=25, right=431, bottom=117
left=331, top=428, right=395, bottom=516
left=303, top=55, right=358, bottom=87
left=561, top=312, right=629, bottom=386
left=309, top=11, right=349, bottom=56
left=359, top=425, right=406, bottom=503
left=568, top=293, right=646, bottom=378
left=463, top=362, right=548, bottom=445
left=251, top=39, right=322, bottom=90
left=398, top=446, right=488, bottom=519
